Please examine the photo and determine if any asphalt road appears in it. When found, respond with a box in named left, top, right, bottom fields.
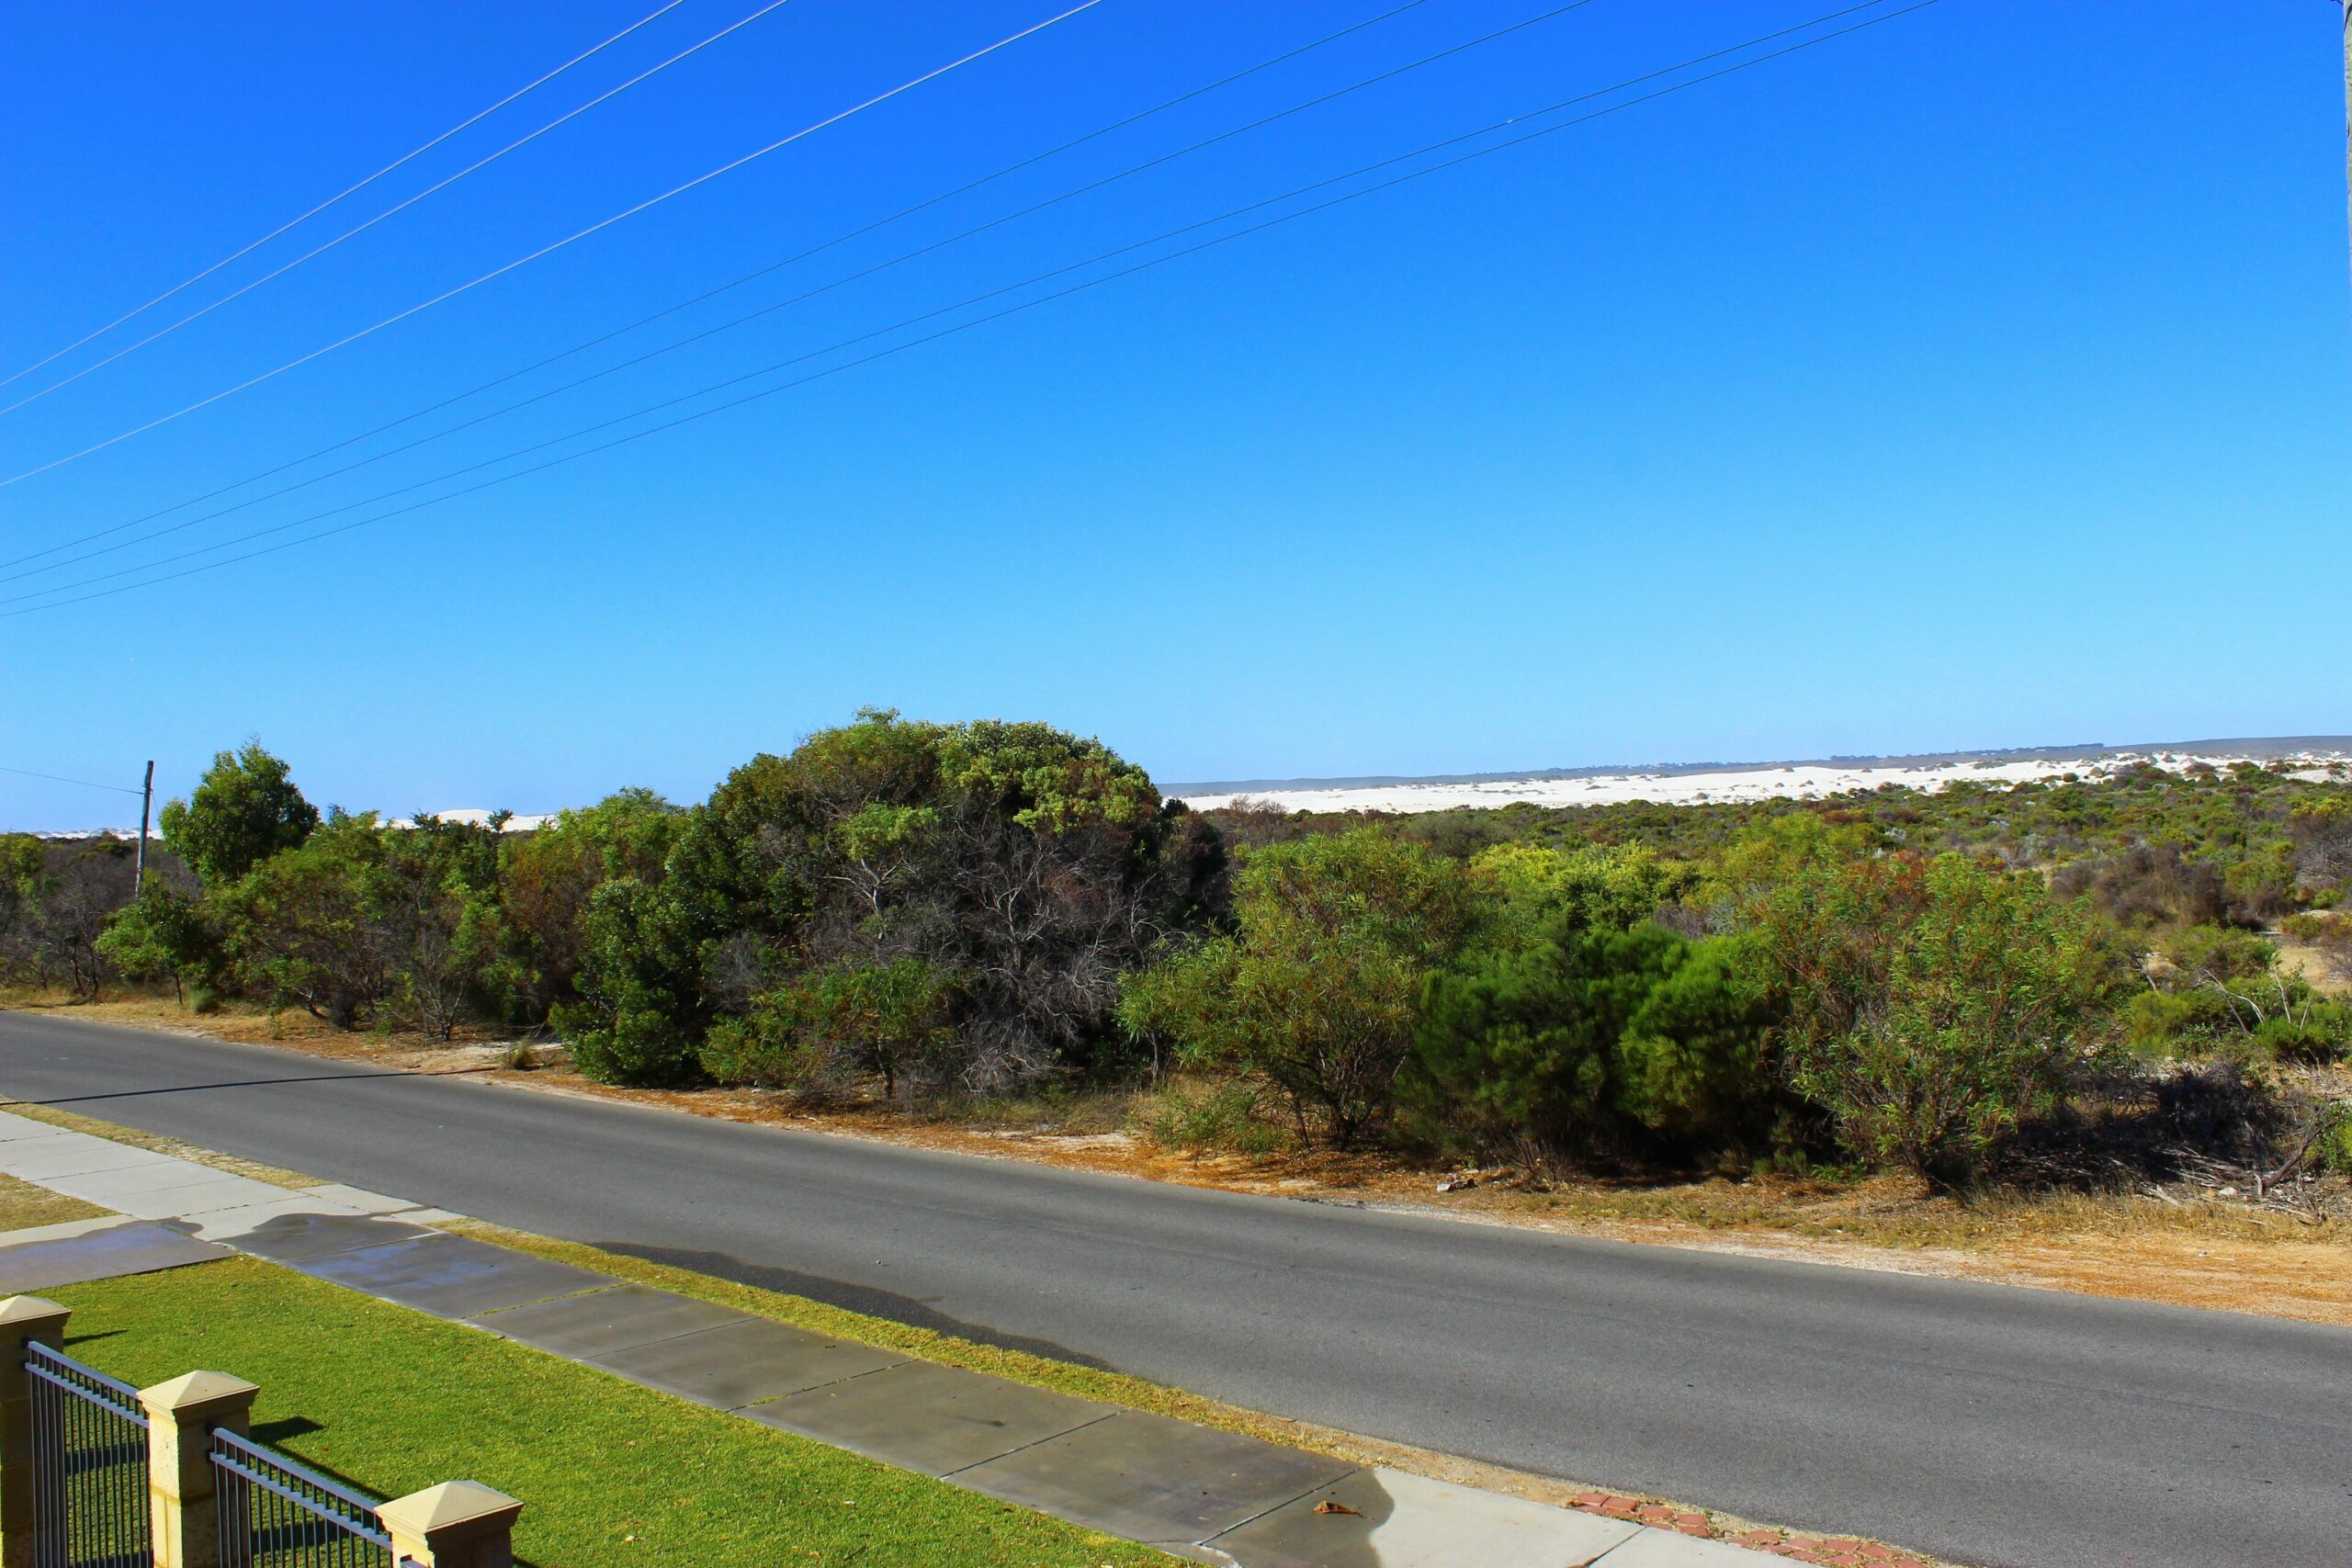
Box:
left=0, top=1013, right=2342, bottom=1568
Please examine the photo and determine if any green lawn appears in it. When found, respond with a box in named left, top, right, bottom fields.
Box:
left=51, top=1258, right=1169, bottom=1568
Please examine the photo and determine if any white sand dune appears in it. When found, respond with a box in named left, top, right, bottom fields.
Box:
left=1177, top=748, right=2352, bottom=816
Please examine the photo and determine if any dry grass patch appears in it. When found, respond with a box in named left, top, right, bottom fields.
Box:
left=0, top=1169, right=109, bottom=1231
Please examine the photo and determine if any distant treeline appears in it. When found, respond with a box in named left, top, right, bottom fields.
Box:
left=5, top=716, right=2348, bottom=1185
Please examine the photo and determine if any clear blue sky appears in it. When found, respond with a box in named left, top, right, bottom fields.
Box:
left=1, top=0, right=2345, bottom=829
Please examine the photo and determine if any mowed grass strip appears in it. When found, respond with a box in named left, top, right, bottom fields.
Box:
left=51, top=1258, right=1171, bottom=1568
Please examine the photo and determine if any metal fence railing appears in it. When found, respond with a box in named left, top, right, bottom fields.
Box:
left=208, top=1427, right=395, bottom=1568
left=6, top=1301, right=516, bottom=1568
left=24, top=1340, right=152, bottom=1568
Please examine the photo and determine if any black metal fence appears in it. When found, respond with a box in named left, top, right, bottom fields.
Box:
left=208, top=1428, right=394, bottom=1568
left=24, top=1341, right=152, bottom=1568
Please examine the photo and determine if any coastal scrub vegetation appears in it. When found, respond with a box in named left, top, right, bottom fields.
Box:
left=5, top=718, right=2348, bottom=1200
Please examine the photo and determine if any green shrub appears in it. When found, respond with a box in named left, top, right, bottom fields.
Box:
left=95, top=882, right=219, bottom=1000
left=1760, top=852, right=2121, bottom=1182
left=700, top=958, right=956, bottom=1104
left=1410, top=922, right=1777, bottom=1159
left=1140, top=1079, right=1286, bottom=1156
left=1117, top=830, right=1476, bottom=1148
left=1612, top=933, right=1780, bottom=1144
left=2252, top=1004, right=2351, bottom=1066
left=2315, top=1102, right=2352, bottom=1177
left=554, top=878, right=705, bottom=1086
left=2123, top=987, right=2239, bottom=1057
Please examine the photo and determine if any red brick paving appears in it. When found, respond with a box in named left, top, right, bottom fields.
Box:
left=1555, top=1494, right=1939, bottom=1567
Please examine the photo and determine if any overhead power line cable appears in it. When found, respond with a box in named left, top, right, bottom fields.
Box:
left=3, top=0, right=1936, bottom=619
left=8, top=0, right=1587, bottom=585
left=4, top=0, right=1926, bottom=612
left=0, top=765, right=144, bottom=796
left=0, top=0, right=1107, bottom=491
left=1, top=0, right=800, bottom=420
left=2, top=0, right=1437, bottom=576
left=0, top=0, right=690, bottom=395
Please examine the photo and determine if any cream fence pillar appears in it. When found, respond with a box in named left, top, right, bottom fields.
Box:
left=0, top=1306, right=518, bottom=1568
left=0, top=1297, right=72, bottom=1568
left=377, top=1482, right=524, bottom=1568
left=136, top=1371, right=257, bottom=1568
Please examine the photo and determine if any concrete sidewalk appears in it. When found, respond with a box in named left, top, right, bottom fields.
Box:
left=0, top=1107, right=1781, bottom=1568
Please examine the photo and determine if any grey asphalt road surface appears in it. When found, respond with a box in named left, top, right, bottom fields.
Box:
left=0, top=1012, right=2341, bottom=1568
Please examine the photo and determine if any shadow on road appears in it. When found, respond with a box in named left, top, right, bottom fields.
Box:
left=596, top=1241, right=1118, bottom=1371
left=2, top=1072, right=426, bottom=1105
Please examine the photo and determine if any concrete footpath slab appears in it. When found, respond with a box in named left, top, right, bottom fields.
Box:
left=0, top=1104, right=1792, bottom=1568
left=44, top=1159, right=251, bottom=1204
left=97, top=1173, right=291, bottom=1220
left=584, top=1315, right=905, bottom=1410
left=1204, top=1467, right=1642, bottom=1568
left=180, top=1193, right=396, bottom=1243
left=0, top=1215, right=138, bottom=1248
left=0, top=1218, right=228, bottom=1292
left=1585, top=1529, right=1801, bottom=1566
left=0, top=1137, right=178, bottom=1182
left=472, top=1283, right=747, bottom=1360
left=295, top=1182, right=439, bottom=1216
left=232, top=1211, right=435, bottom=1263
left=747, top=1358, right=1116, bottom=1477
left=954, top=1409, right=1357, bottom=1551
left=295, top=1232, right=613, bottom=1318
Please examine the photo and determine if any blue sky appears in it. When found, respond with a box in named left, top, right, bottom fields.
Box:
left=1, top=0, right=2345, bottom=829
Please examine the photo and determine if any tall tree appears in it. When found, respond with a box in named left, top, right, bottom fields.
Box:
left=159, top=741, right=319, bottom=886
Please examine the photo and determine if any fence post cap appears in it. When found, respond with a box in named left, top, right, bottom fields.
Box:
left=378, top=1481, right=524, bottom=1538
left=0, top=1295, right=68, bottom=1331
left=136, top=1369, right=258, bottom=1420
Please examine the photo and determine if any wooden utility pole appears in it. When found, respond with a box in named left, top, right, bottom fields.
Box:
left=2341, top=2, right=2350, bottom=287
left=133, top=760, right=154, bottom=893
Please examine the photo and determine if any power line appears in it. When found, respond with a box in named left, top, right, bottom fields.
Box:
left=0, top=0, right=690, bottom=394
left=7, top=0, right=1586, bottom=587
left=0, top=765, right=145, bottom=797
left=0, top=0, right=1436, bottom=578
left=4, top=0, right=1938, bottom=619
left=0, top=0, right=800, bottom=420
left=0, top=0, right=1108, bottom=491
left=4, top=0, right=1928, bottom=613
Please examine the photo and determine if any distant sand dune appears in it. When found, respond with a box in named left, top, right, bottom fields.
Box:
left=1173, top=739, right=2352, bottom=815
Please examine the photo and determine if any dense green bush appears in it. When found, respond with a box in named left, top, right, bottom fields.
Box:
left=2316, top=1100, right=2352, bottom=1177
left=2122, top=923, right=2348, bottom=1063
left=1119, top=829, right=1476, bottom=1148
left=1611, top=933, right=1783, bottom=1145
left=2250, top=1006, right=2352, bottom=1066
left=93, top=882, right=217, bottom=1000
left=1409, top=916, right=1779, bottom=1161
left=494, top=789, right=684, bottom=1027
left=214, top=814, right=395, bottom=1028
left=1140, top=1079, right=1285, bottom=1155
left=27, top=728, right=2349, bottom=1191
left=1758, top=852, right=2122, bottom=1181
left=701, top=958, right=957, bottom=1103
left=552, top=877, right=705, bottom=1086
